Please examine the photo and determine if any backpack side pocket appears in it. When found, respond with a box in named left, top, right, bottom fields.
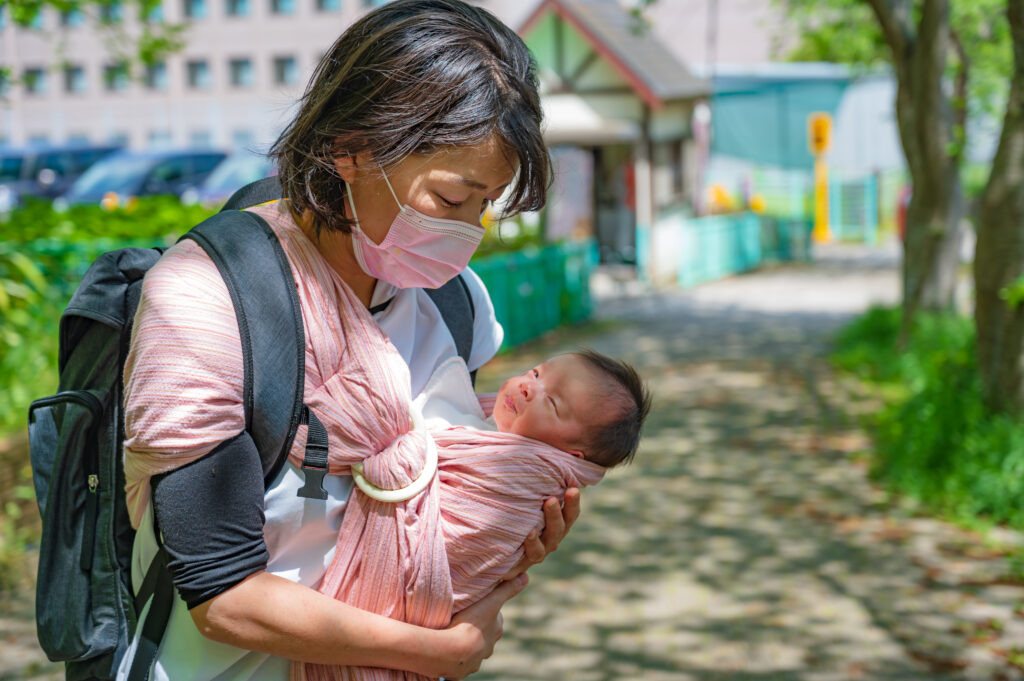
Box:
left=29, top=389, right=118, bottom=663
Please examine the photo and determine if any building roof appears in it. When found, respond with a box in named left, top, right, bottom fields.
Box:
left=519, top=0, right=709, bottom=109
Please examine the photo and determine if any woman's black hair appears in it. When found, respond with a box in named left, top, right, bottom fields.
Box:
left=270, top=0, right=551, bottom=234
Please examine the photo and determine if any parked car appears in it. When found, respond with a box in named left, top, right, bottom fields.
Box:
left=0, top=143, right=122, bottom=210
left=57, top=148, right=228, bottom=209
left=181, top=150, right=277, bottom=208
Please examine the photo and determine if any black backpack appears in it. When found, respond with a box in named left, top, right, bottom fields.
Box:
left=28, top=184, right=476, bottom=681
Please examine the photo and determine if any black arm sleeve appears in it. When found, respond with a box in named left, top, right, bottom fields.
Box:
left=151, top=431, right=269, bottom=609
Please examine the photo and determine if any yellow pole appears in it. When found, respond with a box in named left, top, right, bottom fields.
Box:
left=812, top=155, right=830, bottom=243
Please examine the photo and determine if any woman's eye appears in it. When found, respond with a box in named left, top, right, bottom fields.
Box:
left=532, top=369, right=539, bottom=378
left=436, top=194, right=463, bottom=208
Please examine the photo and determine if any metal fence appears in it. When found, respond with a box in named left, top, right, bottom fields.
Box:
left=642, top=209, right=813, bottom=287
left=471, top=240, right=598, bottom=350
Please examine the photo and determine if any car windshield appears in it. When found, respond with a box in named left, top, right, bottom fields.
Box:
left=0, top=155, right=24, bottom=182
left=202, top=154, right=274, bottom=194
left=65, top=155, right=155, bottom=201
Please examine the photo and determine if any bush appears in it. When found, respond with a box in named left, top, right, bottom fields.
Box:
left=834, top=306, right=1024, bottom=530
left=0, top=198, right=215, bottom=438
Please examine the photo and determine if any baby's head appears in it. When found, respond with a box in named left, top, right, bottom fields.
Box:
left=493, top=349, right=651, bottom=467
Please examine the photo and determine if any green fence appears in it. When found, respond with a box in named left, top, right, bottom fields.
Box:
left=471, top=239, right=599, bottom=350
left=677, top=213, right=812, bottom=288
left=641, top=210, right=812, bottom=289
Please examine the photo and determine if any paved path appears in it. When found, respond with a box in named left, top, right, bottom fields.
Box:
left=8, top=242, right=1024, bottom=680
left=474, top=242, right=1024, bottom=681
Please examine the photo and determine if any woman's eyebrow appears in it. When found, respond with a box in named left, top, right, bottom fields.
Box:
left=453, top=175, right=509, bottom=195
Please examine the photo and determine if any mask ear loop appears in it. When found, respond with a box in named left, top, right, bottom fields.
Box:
left=380, top=168, right=403, bottom=209
left=344, top=181, right=361, bottom=229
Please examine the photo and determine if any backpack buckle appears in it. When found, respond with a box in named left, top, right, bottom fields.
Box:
left=297, top=464, right=329, bottom=500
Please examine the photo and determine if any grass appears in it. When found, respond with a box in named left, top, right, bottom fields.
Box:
left=833, top=306, right=1024, bottom=533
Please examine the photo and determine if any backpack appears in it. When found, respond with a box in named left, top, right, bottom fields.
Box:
left=27, top=185, right=476, bottom=681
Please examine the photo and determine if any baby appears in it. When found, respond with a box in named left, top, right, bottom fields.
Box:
left=417, top=348, right=651, bottom=468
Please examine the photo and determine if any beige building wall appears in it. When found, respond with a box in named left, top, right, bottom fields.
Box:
left=0, top=0, right=792, bottom=150
left=0, top=0, right=371, bottom=149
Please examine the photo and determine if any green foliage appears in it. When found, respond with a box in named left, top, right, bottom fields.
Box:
left=774, top=0, right=888, bottom=67
left=0, top=462, right=39, bottom=592
left=0, top=197, right=214, bottom=438
left=1000, top=275, right=1024, bottom=308
left=775, top=0, right=1013, bottom=123
left=833, top=306, right=1024, bottom=530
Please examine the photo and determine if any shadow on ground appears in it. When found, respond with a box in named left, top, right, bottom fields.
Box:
left=474, top=250, right=1024, bottom=681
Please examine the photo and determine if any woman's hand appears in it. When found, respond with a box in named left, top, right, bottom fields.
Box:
left=436, top=574, right=529, bottom=680
left=500, top=487, right=581, bottom=581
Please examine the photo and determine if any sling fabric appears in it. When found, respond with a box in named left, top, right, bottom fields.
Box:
left=122, top=203, right=604, bottom=681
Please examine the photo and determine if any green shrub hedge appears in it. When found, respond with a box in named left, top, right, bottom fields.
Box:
left=833, top=306, right=1024, bottom=530
left=0, top=199, right=554, bottom=438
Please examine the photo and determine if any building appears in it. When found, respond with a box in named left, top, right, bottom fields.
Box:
left=0, top=0, right=379, bottom=150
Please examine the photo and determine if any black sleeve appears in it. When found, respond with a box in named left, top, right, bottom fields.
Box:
left=151, top=431, right=269, bottom=609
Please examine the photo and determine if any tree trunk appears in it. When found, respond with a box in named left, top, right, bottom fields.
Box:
left=975, top=0, right=1024, bottom=414
left=867, top=0, right=964, bottom=340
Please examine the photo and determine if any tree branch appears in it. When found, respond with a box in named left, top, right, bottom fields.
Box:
left=864, top=0, right=914, bottom=58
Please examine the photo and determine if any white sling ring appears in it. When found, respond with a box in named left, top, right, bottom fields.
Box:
left=351, top=407, right=438, bottom=503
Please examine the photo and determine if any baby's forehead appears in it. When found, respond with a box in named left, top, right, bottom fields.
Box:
left=557, top=355, right=629, bottom=419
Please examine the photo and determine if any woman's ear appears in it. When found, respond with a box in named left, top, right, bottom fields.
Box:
left=333, top=152, right=358, bottom=184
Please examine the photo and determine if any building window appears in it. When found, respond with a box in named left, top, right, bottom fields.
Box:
left=64, top=65, right=87, bottom=93
left=28, top=135, right=50, bottom=146
left=184, top=0, right=207, bottom=19
left=100, top=1, right=124, bottom=23
left=0, top=72, right=9, bottom=97
left=104, top=63, right=130, bottom=91
left=108, top=131, right=130, bottom=146
left=0, top=7, right=6, bottom=30
left=270, top=0, right=294, bottom=14
left=60, top=8, right=85, bottom=26
left=316, top=0, right=340, bottom=10
left=145, top=61, right=168, bottom=90
left=149, top=130, right=174, bottom=147
left=273, top=56, right=297, bottom=86
left=361, top=0, right=387, bottom=7
left=24, top=68, right=47, bottom=95
left=226, top=0, right=249, bottom=16
left=232, top=129, right=254, bottom=150
left=187, top=60, right=211, bottom=89
left=229, top=58, right=253, bottom=88
left=190, top=130, right=213, bottom=147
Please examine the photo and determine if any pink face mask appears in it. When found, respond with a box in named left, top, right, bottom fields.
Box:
left=345, top=170, right=485, bottom=289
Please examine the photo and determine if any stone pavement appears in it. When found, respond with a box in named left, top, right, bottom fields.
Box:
left=474, top=241, right=1024, bottom=681
left=7, top=241, right=1024, bottom=680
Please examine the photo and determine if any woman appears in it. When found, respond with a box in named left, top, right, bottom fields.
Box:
left=118, top=1, right=580, bottom=679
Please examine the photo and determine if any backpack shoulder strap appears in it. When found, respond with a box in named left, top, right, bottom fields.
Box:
left=180, top=210, right=304, bottom=486
left=220, top=176, right=283, bottom=211
left=425, top=274, right=476, bottom=367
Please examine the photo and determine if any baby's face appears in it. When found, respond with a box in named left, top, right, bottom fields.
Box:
left=493, top=354, right=604, bottom=457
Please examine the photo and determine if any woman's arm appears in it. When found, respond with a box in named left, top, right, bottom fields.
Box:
left=191, top=571, right=528, bottom=680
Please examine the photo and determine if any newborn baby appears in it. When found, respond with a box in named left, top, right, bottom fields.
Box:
left=417, top=348, right=650, bottom=468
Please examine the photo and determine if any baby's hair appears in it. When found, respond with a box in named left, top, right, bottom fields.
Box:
left=574, top=349, right=652, bottom=468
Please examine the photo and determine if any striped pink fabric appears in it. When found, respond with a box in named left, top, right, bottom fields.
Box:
left=123, top=203, right=605, bottom=681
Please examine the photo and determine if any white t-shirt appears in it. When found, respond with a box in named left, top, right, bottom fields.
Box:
left=118, top=269, right=503, bottom=681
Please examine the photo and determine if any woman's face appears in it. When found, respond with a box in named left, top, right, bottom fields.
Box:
left=336, top=135, right=517, bottom=245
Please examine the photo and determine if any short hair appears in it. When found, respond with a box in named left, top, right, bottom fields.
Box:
left=270, top=0, right=550, bottom=236
left=574, top=349, right=652, bottom=468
